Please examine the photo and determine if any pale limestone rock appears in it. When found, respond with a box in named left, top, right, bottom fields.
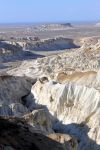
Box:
left=31, top=80, right=100, bottom=149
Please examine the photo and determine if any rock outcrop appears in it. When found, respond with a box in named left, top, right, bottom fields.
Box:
left=34, top=23, right=73, bottom=31
left=23, top=37, right=79, bottom=51
left=8, top=39, right=100, bottom=80
left=23, top=109, right=54, bottom=134
left=0, top=41, right=43, bottom=62
left=30, top=78, right=100, bottom=150
left=0, top=117, right=78, bottom=150
left=95, top=23, right=100, bottom=27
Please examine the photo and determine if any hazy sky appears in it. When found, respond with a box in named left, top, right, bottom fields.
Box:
left=0, top=0, right=100, bottom=23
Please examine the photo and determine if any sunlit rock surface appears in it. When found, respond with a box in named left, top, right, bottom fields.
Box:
left=31, top=79, right=100, bottom=149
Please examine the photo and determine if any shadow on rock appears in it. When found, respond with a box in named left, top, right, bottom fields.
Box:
left=53, top=122, right=100, bottom=150
left=0, top=117, right=65, bottom=150
left=24, top=90, right=100, bottom=150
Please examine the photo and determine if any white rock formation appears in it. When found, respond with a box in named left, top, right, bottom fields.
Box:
left=31, top=80, right=100, bottom=149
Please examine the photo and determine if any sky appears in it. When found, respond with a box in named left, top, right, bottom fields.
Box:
left=0, top=0, right=100, bottom=23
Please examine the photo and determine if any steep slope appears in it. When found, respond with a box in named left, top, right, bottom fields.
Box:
left=0, top=41, right=43, bottom=62
left=31, top=79, right=100, bottom=150
left=21, top=37, right=79, bottom=51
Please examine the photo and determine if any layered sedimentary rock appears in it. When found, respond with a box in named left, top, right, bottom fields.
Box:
left=0, top=41, right=22, bottom=61
left=0, top=41, right=42, bottom=62
left=34, top=23, right=73, bottom=31
left=22, top=37, right=79, bottom=51
left=0, top=75, right=54, bottom=136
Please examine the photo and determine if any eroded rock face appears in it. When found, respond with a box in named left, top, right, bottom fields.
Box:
left=0, top=41, right=22, bottom=61
left=0, top=41, right=43, bottom=62
left=25, top=37, right=79, bottom=51
left=8, top=40, right=100, bottom=80
left=31, top=79, right=100, bottom=149
left=0, top=75, right=55, bottom=135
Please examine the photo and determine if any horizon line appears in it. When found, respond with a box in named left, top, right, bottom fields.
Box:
left=0, top=20, right=99, bottom=25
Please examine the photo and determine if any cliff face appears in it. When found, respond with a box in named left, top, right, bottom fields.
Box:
left=19, top=37, right=79, bottom=51
left=0, top=74, right=78, bottom=150
left=31, top=80, right=100, bottom=148
left=0, top=41, right=43, bottom=62
left=0, top=41, right=24, bottom=62
left=34, top=23, right=73, bottom=31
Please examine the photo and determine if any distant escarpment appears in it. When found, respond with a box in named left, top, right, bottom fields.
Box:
left=24, top=37, right=79, bottom=51
left=0, top=41, right=43, bottom=62
left=34, top=23, right=73, bottom=31
left=95, top=23, right=100, bottom=27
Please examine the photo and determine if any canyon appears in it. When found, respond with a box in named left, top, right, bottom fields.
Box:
left=0, top=24, right=100, bottom=150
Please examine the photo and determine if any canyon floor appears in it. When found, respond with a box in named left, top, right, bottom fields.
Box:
left=0, top=23, right=100, bottom=150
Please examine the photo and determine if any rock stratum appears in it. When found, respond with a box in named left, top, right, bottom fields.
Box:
left=0, top=37, right=100, bottom=150
left=0, top=41, right=43, bottom=62
left=24, top=37, right=79, bottom=51
left=33, top=23, right=73, bottom=31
